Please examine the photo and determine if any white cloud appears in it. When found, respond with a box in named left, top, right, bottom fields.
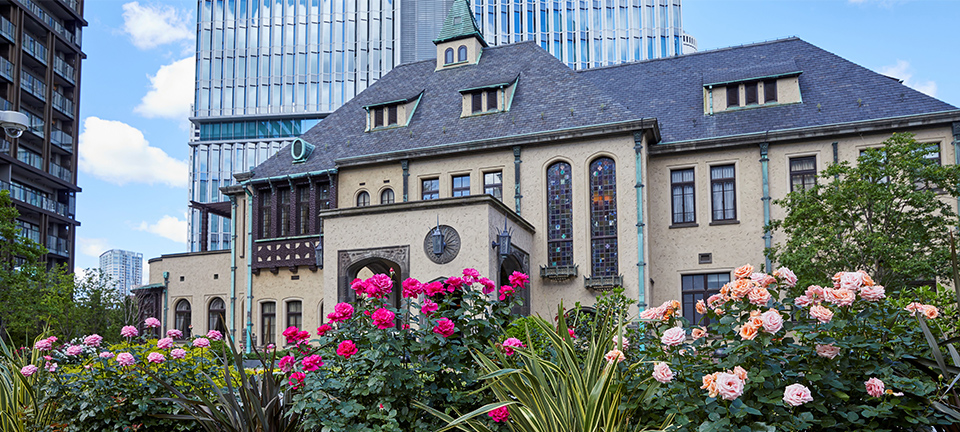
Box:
left=137, top=214, right=188, bottom=244
left=79, top=117, right=188, bottom=187
left=878, top=60, right=938, bottom=97
left=135, top=57, right=195, bottom=120
left=121, top=2, right=193, bottom=50
left=77, top=237, right=111, bottom=258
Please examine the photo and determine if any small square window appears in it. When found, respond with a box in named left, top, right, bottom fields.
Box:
left=486, top=89, right=498, bottom=111
left=744, top=82, right=758, bottom=105
left=422, top=178, right=440, bottom=200
left=484, top=171, right=503, bottom=200
left=452, top=174, right=470, bottom=197
left=471, top=92, right=483, bottom=114
left=726, top=85, right=739, bottom=108
left=763, top=80, right=778, bottom=103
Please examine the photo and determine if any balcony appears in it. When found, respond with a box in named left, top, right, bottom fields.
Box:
left=49, top=161, right=71, bottom=182
left=16, top=147, right=42, bottom=170
left=23, top=34, right=47, bottom=65
left=19, top=0, right=80, bottom=48
left=0, top=97, right=11, bottom=111
left=53, top=56, right=74, bottom=83
left=52, top=92, right=73, bottom=117
left=0, top=57, right=12, bottom=82
left=21, top=110, right=44, bottom=139
left=46, top=235, right=69, bottom=256
left=21, top=72, right=46, bottom=102
left=0, top=137, right=9, bottom=155
left=0, top=17, right=14, bottom=42
left=50, top=128, right=72, bottom=152
left=0, top=180, right=69, bottom=217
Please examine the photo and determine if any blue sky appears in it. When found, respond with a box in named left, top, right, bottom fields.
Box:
left=73, top=0, right=960, bottom=281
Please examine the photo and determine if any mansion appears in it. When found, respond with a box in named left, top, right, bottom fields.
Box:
left=140, top=0, right=960, bottom=349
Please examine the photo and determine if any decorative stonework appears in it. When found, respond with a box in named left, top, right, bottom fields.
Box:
left=422, top=225, right=460, bottom=264
left=337, top=245, right=410, bottom=302
left=253, top=237, right=320, bottom=270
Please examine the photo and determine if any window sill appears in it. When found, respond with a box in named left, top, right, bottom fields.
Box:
left=669, top=222, right=699, bottom=229
left=709, top=219, right=740, bottom=226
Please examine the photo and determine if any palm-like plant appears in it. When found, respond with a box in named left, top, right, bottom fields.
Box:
left=418, top=305, right=669, bottom=432
left=0, top=336, right=60, bottom=432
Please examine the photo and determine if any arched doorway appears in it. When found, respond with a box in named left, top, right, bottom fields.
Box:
left=499, top=249, right=531, bottom=316
left=337, top=245, right=410, bottom=307
left=344, top=257, right=403, bottom=308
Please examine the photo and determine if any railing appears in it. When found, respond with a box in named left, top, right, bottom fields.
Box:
left=20, top=227, right=40, bottom=244
left=0, top=180, right=68, bottom=217
left=21, top=72, right=46, bottom=102
left=16, top=147, right=42, bottom=170
left=0, top=57, right=12, bottom=82
left=49, top=161, right=71, bottom=182
left=21, top=110, right=44, bottom=138
left=53, top=56, right=74, bottom=83
left=23, top=33, right=47, bottom=64
left=18, top=0, right=79, bottom=47
left=52, top=92, right=72, bottom=116
left=50, top=128, right=72, bottom=152
left=0, top=17, right=14, bottom=42
left=0, top=137, right=10, bottom=155
left=0, top=97, right=10, bottom=111
left=46, top=235, right=69, bottom=256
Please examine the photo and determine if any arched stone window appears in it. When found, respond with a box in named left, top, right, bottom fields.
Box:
left=546, top=161, right=573, bottom=267
left=457, top=45, right=467, bottom=62
left=356, top=191, right=370, bottom=207
left=444, top=48, right=454, bottom=64
left=589, top=157, right=618, bottom=276
left=208, top=297, right=226, bottom=334
left=175, top=299, right=191, bottom=338
left=381, top=189, right=395, bottom=204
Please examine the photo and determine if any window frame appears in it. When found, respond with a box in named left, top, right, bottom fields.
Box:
left=546, top=161, right=574, bottom=267
left=296, top=186, right=310, bottom=235
left=444, top=47, right=454, bottom=64
left=471, top=92, right=484, bottom=114
left=709, top=164, right=737, bottom=222
left=356, top=191, right=370, bottom=207
left=744, top=82, right=758, bottom=105
left=380, top=188, right=395, bottom=204
left=670, top=168, right=696, bottom=225
left=789, top=156, right=818, bottom=192
left=452, top=174, right=471, bottom=197
left=208, top=297, right=226, bottom=334
left=259, top=189, right=272, bottom=238
left=422, top=178, right=440, bottom=200
left=286, top=300, right=302, bottom=333
left=681, top=272, right=731, bottom=326
left=726, top=84, right=739, bottom=108
left=261, top=301, right=276, bottom=347
left=278, top=188, right=290, bottom=237
left=763, top=79, right=778, bottom=103
left=589, top=157, right=618, bottom=277
left=457, top=45, right=467, bottom=62
left=175, top=299, right=191, bottom=339
left=483, top=170, right=503, bottom=201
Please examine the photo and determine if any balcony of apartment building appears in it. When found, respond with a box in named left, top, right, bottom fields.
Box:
left=18, top=0, right=84, bottom=50
left=0, top=15, right=14, bottom=44
left=0, top=179, right=74, bottom=222
left=20, top=69, right=46, bottom=104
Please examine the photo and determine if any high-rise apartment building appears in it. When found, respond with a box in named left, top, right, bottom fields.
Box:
left=188, top=0, right=692, bottom=252
left=99, top=249, right=143, bottom=296
left=0, top=0, right=84, bottom=269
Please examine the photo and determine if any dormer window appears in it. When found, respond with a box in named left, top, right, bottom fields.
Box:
left=364, top=91, right=423, bottom=131
left=703, top=68, right=800, bottom=115
left=460, top=76, right=519, bottom=117
left=468, top=89, right=499, bottom=114
left=444, top=48, right=454, bottom=65
left=457, top=45, right=467, bottom=62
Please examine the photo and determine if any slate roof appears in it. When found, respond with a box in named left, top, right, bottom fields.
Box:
left=251, top=41, right=638, bottom=179
left=578, top=37, right=958, bottom=144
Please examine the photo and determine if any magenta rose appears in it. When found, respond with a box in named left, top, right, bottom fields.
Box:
left=301, top=355, right=324, bottom=372
left=371, top=308, right=396, bottom=329
left=327, top=303, right=354, bottom=323
left=501, top=337, right=525, bottom=356
left=433, top=317, right=456, bottom=338
left=498, top=285, right=515, bottom=301
left=421, top=299, right=439, bottom=316
left=337, top=340, right=358, bottom=359
left=278, top=355, right=296, bottom=372
left=147, top=352, right=166, bottom=364
left=401, top=278, right=423, bottom=298
left=487, top=406, right=509, bottom=422
left=20, top=365, right=38, bottom=377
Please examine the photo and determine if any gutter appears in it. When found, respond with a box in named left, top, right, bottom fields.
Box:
left=245, top=169, right=337, bottom=186
left=243, top=184, right=254, bottom=353
left=229, top=195, right=238, bottom=340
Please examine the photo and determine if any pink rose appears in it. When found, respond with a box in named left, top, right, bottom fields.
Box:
left=421, top=299, right=439, bottom=316
left=568, top=328, right=577, bottom=339
left=479, top=277, right=496, bottom=294
left=115, top=352, right=135, bottom=366
left=99, top=351, right=115, bottom=359
left=301, top=355, right=324, bottom=372
left=316, top=324, right=333, bottom=336
left=365, top=274, right=393, bottom=299
left=502, top=337, right=525, bottom=356
left=706, top=294, right=727, bottom=308
left=498, top=285, right=515, bottom=301
left=809, top=304, right=834, bottom=323
left=923, top=305, right=940, bottom=319
left=206, top=330, right=223, bottom=341
left=838, top=271, right=864, bottom=291
left=64, top=345, right=83, bottom=356
left=805, top=285, right=825, bottom=302
left=462, top=268, right=480, bottom=283
left=289, top=371, right=305, bottom=389
left=144, top=317, right=161, bottom=328
left=488, top=406, right=509, bottom=422
left=794, top=295, right=813, bottom=307
left=33, top=338, right=53, bottom=351
left=327, top=303, right=354, bottom=323
left=773, top=267, right=797, bottom=287
left=652, top=362, right=674, bottom=383
left=859, top=285, right=886, bottom=302
left=372, top=308, right=396, bottom=329
left=815, top=343, right=841, bottom=359
left=748, top=287, right=772, bottom=306
left=905, top=302, right=925, bottom=314
left=278, top=355, right=296, bottom=372
left=121, top=326, right=138, bottom=338
left=761, top=309, right=783, bottom=334
left=147, top=352, right=166, bottom=364
left=157, top=337, right=174, bottom=349
left=433, top=318, right=456, bottom=338
left=423, top=281, right=445, bottom=297
left=44, top=362, right=57, bottom=372
left=865, top=377, right=885, bottom=397
left=337, top=340, right=358, bottom=359
left=170, top=348, right=187, bottom=359
left=750, top=273, right=776, bottom=288
left=783, top=383, right=813, bottom=407
left=166, top=329, right=183, bottom=339
left=604, top=349, right=625, bottom=364
left=823, top=288, right=855, bottom=307
left=508, top=271, right=529, bottom=288
left=639, top=306, right=666, bottom=320
left=401, top=278, right=422, bottom=298
left=692, top=327, right=707, bottom=339
left=715, top=372, right=745, bottom=401
left=20, top=365, right=38, bottom=377
left=192, top=338, right=210, bottom=348
left=660, top=327, right=686, bottom=347
left=83, top=334, right=103, bottom=347
left=612, top=335, right=630, bottom=349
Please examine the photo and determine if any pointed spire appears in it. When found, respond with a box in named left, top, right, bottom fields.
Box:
left=433, top=0, right=487, bottom=47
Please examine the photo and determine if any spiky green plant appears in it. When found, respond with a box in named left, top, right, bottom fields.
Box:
left=0, top=336, right=60, bottom=432
left=417, top=304, right=669, bottom=432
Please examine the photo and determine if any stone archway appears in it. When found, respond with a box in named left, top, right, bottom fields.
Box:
left=337, top=245, right=410, bottom=305
left=499, top=245, right=530, bottom=316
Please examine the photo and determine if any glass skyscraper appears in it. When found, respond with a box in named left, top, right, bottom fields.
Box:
left=189, top=0, right=692, bottom=252
left=99, top=249, right=143, bottom=296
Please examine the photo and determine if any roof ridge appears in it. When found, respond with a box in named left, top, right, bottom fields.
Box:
left=576, top=37, right=802, bottom=73
left=393, top=40, right=541, bottom=69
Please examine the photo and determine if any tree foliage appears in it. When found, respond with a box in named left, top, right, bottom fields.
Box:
left=767, top=133, right=960, bottom=289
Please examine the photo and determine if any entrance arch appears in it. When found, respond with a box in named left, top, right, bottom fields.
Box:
left=498, top=245, right=530, bottom=316
left=337, top=245, right=410, bottom=305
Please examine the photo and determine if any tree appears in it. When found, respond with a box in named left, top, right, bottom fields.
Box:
left=767, top=133, right=960, bottom=290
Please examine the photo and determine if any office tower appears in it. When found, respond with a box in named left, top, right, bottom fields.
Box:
left=188, top=0, right=692, bottom=252
left=0, top=0, right=84, bottom=269
left=99, top=249, right=143, bottom=296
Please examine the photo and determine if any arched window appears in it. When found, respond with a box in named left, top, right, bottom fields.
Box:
left=175, top=300, right=191, bottom=338
left=444, top=48, right=454, bottom=64
left=546, top=162, right=573, bottom=267
left=457, top=45, right=467, bottom=62
left=356, top=191, right=370, bottom=207
left=381, top=189, right=395, bottom=204
left=208, top=297, right=226, bottom=334
left=589, top=157, right=618, bottom=277
left=287, top=300, right=302, bottom=330
left=261, top=302, right=276, bottom=346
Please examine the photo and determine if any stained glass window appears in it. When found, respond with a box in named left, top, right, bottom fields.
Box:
left=546, top=161, right=573, bottom=267
left=589, top=158, right=618, bottom=277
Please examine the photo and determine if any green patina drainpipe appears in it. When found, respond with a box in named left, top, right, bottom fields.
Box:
left=953, top=123, right=960, bottom=227
left=633, top=132, right=647, bottom=311
left=229, top=195, right=238, bottom=339
left=513, top=146, right=522, bottom=215
left=760, top=142, right=772, bottom=271
left=401, top=159, right=409, bottom=202
left=243, top=185, right=254, bottom=353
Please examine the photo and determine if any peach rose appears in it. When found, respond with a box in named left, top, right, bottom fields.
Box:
left=865, top=377, right=884, bottom=398
left=661, top=327, right=686, bottom=347
left=652, top=362, right=674, bottom=383
left=838, top=271, right=865, bottom=291
left=739, top=323, right=759, bottom=341
left=701, top=373, right=719, bottom=398
left=805, top=285, right=825, bottom=302
left=715, top=372, right=745, bottom=401
left=734, top=264, right=754, bottom=280
left=783, top=383, right=814, bottom=407
left=720, top=283, right=731, bottom=297
left=669, top=300, right=682, bottom=310
left=713, top=307, right=725, bottom=316
left=815, top=343, right=841, bottom=359
left=823, top=288, right=855, bottom=307
left=691, top=327, right=707, bottom=339
left=696, top=299, right=707, bottom=315
left=859, top=285, right=886, bottom=302
left=773, top=267, right=798, bottom=288
left=733, top=366, right=749, bottom=383
left=923, top=305, right=939, bottom=319
left=809, top=304, right=834, bottom=323
left=748, top=287, right=772, bottom=306
left=858, top=270, right=875, bottom=286
left=794, top=295, right=813, bottom=307
left=707, top=294, right=727, bottom=308
left=761, top=309, right=784, bottom=334
left=730, top=279, right=756, bottom=299
left=604, top=349, right=625, bottom=364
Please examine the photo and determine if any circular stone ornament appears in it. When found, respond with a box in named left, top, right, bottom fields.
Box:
left=423, top=225, right=461, bottom=264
